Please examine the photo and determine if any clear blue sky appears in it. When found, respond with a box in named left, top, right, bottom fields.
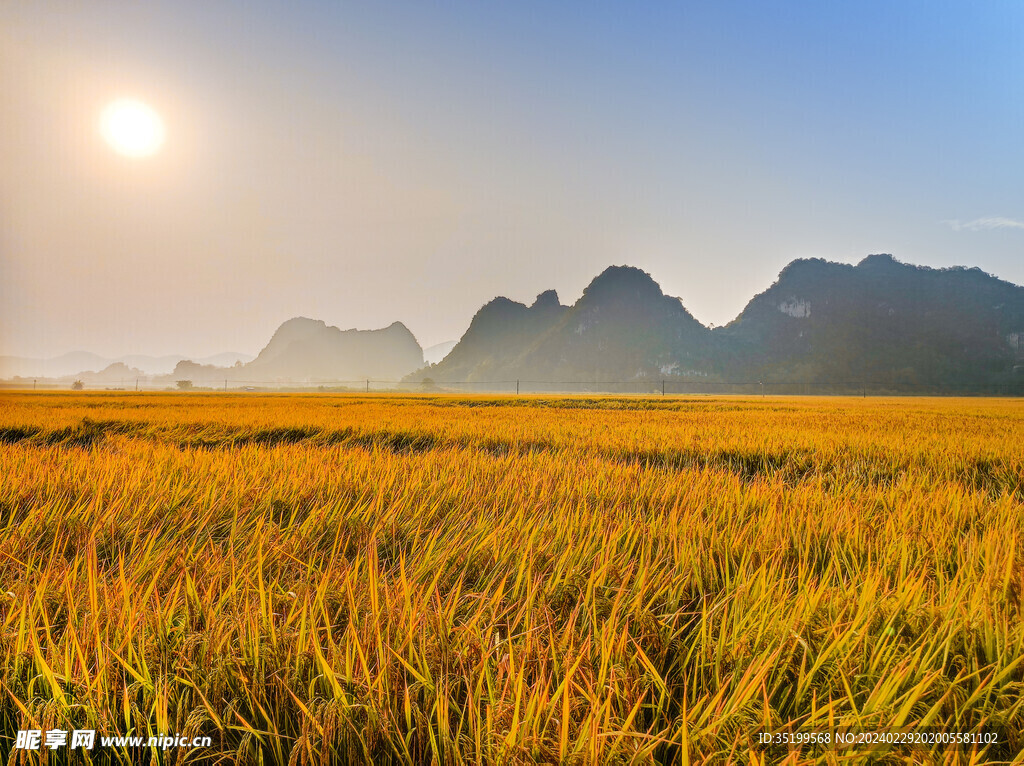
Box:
left=2, top=1, right=1022, bottom=357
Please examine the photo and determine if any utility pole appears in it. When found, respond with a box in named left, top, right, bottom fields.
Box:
left=662, top=380, right=665, bottom=396
left=516, top=379, right=520, bottom=395
left=33, top=379, right=36, bottom=391
left=224, top=379, right=227, bottom=392
left=135, top=378, right=139, bottom=391
left=366, top=379, right=369, bottom=393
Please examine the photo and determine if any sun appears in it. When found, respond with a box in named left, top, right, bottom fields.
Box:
left=99, top=99, right=166, bottom=158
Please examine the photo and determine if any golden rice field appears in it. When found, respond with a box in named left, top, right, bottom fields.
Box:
left=1, top=392, right=1023, bottom=765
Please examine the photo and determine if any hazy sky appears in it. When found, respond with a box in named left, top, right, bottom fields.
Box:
left=3, top=1, right=1023, bottom=358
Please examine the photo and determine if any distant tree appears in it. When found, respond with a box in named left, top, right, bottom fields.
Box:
left=176, top=380, right=193, bottom=390
left=71, top=380, right=84, bottom=390
left=420, top=377, right=437, bottom=392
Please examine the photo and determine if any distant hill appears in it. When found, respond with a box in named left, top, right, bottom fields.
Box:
left=423, top=341, right=458, bottom=365
left=420, top=267, right=713, bottom=382
left=240, top=317, right=423, bottom=382
left=515, top=267, right=713, bottom=381
left=423, top=290, right=568, bottom=381
left=8, top=256, right=1023, bottom=391
left=74, top=362, right=145, bottom=386
left=12, top=319, right=426, bottom=387
left=166, top=359, right=241, bottom=385
left=414, top=256, right=1024, bottom=389
left=717, top=254, right=1024, bottom=386
left=0, top=351, right=253, bottom=378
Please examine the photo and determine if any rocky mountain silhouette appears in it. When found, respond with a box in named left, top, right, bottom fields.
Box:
left=47, top=319, right=425, bottom=387
left=414, top=256, right=1024, bottom=389
left=241, top=317, right=423, bottom=381
left=718, top=254, right=1024, bottom=385
left=73, top=362, right=145, bottom=386
left=423, top=290, right=569, bottom=381
left=8, top=256, right=1022, bottom=392
left=420, top=266, right=712, bottom=381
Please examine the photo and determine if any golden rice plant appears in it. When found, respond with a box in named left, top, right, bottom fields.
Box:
left=0, top=392, right=1021, bottom=764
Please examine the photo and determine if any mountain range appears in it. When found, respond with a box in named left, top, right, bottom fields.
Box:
left=0, top=351, right=253, bottom=379
left=6, top=255, right=1023, bottom=391
left=715, top=254, right=1024, bottom=385
left=2, top=320, right=423, bottom=385
left=416, top=255, right=1024, bottom=388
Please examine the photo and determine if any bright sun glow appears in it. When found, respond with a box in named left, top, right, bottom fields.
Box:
left=100, top=99, right=165, bottom=158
